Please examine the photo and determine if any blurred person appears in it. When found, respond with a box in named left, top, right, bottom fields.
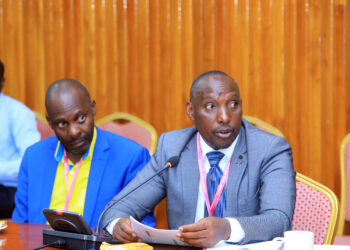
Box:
left=0, top=60, right=40, bottom=218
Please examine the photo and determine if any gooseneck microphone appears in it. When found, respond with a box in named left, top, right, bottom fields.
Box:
left=94, top=156, right=180, bottom=236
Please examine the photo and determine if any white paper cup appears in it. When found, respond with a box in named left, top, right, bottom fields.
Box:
left=273, top=230, right=314, bottom=250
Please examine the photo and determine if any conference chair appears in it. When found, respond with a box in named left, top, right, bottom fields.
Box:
left=243, top=115, right=285, bottom=137
left=96, top=112, right=157, bottom=155
left=333, top=133, right=350, bottom=245
left=96, top=112, right=166, bottom=228
left=245, top=116, right=339, bottom=244
left=292, top=173, right=339, bottom=244
left=33, top=111, right=54, bottom=140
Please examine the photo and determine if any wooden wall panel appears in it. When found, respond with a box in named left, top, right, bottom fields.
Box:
left=0, top=0, right=349, bottom=204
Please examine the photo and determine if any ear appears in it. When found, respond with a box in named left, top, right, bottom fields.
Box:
left=91, top=100, right=96, bottom=116
left=186, top=102, right=195, bottom=121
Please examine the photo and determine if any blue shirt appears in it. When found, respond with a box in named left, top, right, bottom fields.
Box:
left=0, top=93, right=40, bottom=187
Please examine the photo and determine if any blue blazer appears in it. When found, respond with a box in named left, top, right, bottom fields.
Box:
left=13, top=127, right=155, bottom=228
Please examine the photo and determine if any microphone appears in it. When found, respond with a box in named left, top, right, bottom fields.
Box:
left=42, top=156, right=179, bottom=250
left=94, top=156, right=180, bottom=236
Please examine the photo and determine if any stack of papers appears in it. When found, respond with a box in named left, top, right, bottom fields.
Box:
left=130, top=216, right=189, bottom=246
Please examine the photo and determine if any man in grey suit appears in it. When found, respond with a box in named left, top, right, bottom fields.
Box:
left=102, top=71, right=296, bottom=247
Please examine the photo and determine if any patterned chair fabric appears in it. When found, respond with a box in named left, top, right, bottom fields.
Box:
left=293, top=173, right=338, bottom=244
left=96, top=112, right=158, bottom=155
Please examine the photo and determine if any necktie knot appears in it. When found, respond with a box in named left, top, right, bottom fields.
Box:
left=206, top=151, right=225, bottom=168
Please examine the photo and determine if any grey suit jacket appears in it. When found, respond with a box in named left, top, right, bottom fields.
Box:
left=102, top=119, right=296, bottom=244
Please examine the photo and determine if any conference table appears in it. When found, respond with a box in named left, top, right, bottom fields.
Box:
left=0, top=221, right=198, bottom=250
left=1, top=221, right=349, bottom=250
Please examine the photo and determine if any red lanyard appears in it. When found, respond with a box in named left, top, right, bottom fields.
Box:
left=197, top=133, right=232, bottom=216
left=63, top=150, right=82, bottom=211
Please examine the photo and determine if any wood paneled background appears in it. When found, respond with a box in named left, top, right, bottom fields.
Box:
left=0, top=0, right=349, bottom=209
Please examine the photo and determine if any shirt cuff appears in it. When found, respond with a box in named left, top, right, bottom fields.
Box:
left=225, top=217, right=245, bottom=243
left=106, top=218, right=120, bottom=235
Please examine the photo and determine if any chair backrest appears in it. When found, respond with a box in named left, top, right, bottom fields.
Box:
left=33, top=111, right=55, bottom=140
left=95, top=112, right=158, bottom=155
left=292, top=173, right=338, bottom=244
left=336, top=133, right=350, bottom=235
left=243, top=115, right=285, bottom=137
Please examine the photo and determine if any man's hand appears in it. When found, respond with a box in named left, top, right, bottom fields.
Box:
left=176, top=217, right=231, bottom=248
left=112, top=218, right=141, bottom=243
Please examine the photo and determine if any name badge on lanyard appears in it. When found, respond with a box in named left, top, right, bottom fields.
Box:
left=63, top=150, right=82, bottom=211
left=196, top=133, right=232, bottom=216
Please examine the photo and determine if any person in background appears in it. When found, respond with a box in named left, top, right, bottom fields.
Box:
left=0, top=60, right=40, bottom=219
left=102, top=70, right=296, bottom=247
left=12, top=78, right=155, bottom=228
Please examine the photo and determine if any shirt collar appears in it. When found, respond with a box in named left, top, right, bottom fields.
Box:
left=55, top=127, right=97, bottom=165
left=199, top=132, right=239, bottom=161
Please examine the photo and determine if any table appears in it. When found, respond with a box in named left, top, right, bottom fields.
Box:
left=1, top=222, right=348, bottom=250
left=0, top=221, right=197, bottom=250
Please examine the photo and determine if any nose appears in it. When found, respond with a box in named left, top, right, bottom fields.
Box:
left=217, top=106, right=230, bottom=124
left=69, top=123, right=81, bottom=138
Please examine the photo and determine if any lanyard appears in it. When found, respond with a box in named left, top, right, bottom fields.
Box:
left=63, top=150, right=82, bottom=211
left=197, top=133, right=232, bottom=216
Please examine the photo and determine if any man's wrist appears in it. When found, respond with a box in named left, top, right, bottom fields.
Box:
left=223, top=218, right=232, bottom=240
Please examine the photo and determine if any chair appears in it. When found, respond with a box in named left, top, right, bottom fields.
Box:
left=96, top=112, right=165, bottom=227
left=243, top=115, right=285, bottom=137
left=33, top=111, right=55, bottom=140
left=333, top=133, right=350, bottom=244
left=245, top=116, right=339, bottom=244
left=95, top=112, right=158, bottom=155
left=292, top=172, right=339, bottom=244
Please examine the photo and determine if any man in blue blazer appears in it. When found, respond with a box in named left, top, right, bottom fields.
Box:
left=102, top=71, right=296, bottom=247
left=12, top=79, right=155, bottom=228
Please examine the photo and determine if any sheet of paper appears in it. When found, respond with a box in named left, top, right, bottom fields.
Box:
left=130, top=216, right=189, bottom=246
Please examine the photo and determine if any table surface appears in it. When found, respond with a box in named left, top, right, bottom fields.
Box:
left=0, top=221, right=197, bottom=250
left=1, top=222, right=348, bottom=250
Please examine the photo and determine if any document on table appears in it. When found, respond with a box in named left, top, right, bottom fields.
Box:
left=130, top=216, right=189, bottom=246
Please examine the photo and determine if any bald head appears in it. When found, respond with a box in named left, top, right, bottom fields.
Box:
left=190, top=70, right=239, bottom=102
left=186, top=71, right=242, bottom=149
left=45, top=78, right=96, bottom=163
left=45, top=78, right=91, bottom=113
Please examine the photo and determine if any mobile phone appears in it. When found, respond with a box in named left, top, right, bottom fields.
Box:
left=43, top=208, right=92, bottom=235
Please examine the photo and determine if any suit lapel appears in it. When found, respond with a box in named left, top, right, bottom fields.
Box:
left=83, top=128, right=110, bottom=225
left=41, top=139, right=60, bottom=209
left=225, top=125, right=248, bottom=217
left=181, top=134, right=199, bottom=226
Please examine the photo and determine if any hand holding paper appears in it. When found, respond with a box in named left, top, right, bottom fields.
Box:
left=130, top=216, right=188, bottom=246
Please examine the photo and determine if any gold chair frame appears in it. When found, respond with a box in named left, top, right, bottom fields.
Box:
left=243, top=115, right=285, bottom=138
left=96, top=112, right=158, bottom=155
left=33, top=111, right=48, bottom=124
left=295, top=172, right=339, bottom=244
left=336, top=133, right=350, bottom=235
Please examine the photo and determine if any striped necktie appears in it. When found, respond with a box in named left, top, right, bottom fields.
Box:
left=204, top=151, right=226, bottom=217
